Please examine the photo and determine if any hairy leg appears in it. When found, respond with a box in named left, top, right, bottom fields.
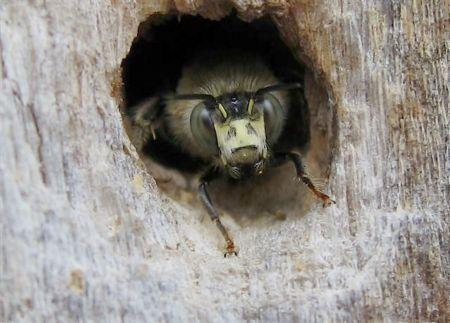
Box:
left=198, top=167, right=238, bottom=257
left=130, top=97, right=163, bottom=146
left=273, top=152, right=335, bottom=207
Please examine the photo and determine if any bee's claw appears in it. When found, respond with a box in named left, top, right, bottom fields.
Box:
left=223, top=242, right=238, bottom=257
left=322, top=196, right=336, bottom=207
left=150, top=125, right=157, bottom=140
left=224, top=250, right=239, bottom=257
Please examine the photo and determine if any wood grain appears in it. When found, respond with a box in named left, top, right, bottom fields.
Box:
left=0, top=0, right=448, bottom=321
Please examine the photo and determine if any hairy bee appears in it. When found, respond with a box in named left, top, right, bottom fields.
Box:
left=131, top=51, right=334, bottom=256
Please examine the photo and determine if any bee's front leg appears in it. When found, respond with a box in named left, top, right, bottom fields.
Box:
left=273, top=152, right=336, bottom=207
left=130, top=97, right=163, bottom=147
left=198, top=167, right=238, bottom=257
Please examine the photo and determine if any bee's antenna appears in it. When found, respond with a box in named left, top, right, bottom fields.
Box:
left=164, top=93, right=217, bottom=104
left=254, top=83, right=302, bottom=97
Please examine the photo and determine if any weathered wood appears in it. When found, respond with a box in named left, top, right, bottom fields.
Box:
left=0, top=0, right=448, bottom=322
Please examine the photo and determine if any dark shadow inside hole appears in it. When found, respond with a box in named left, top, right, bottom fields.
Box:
left=121, top=14, right=332, bottom=223
left=122, top=14, right=310, bottom=173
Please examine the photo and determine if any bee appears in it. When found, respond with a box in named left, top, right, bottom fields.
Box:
left=130, top=51, right=335, bottom=256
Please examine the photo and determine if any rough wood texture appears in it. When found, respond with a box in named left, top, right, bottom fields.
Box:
left=1, top=0, right=448, bottom=322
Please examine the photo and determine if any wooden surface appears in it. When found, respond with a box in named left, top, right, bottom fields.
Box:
left=0, top=0, right=448, bottom=321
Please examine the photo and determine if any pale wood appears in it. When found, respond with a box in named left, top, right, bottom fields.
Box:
left=0, top=0, right=448, bottom=322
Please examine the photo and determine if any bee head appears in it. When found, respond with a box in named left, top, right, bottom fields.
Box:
left=168, top=83, right=300, bottom=179
left=212, top=92, right=269, bottom=178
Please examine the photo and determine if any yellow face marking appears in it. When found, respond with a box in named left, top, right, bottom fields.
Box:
left=247, top=98, right=255, bottom=115
left=213, top=115, right=268, bottom=166
left=217, top=103, right=228, bottom=119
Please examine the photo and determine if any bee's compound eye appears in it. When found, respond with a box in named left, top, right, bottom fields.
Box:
left=190, top=102, right=219, bottom=154
left=259, top=94, right=284, bottom=145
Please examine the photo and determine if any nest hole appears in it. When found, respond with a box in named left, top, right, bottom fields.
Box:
left=121, top=14, right=333, bottom=225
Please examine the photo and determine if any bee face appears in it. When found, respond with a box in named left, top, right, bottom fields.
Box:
left=190, top=91, right=286, bottom=179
